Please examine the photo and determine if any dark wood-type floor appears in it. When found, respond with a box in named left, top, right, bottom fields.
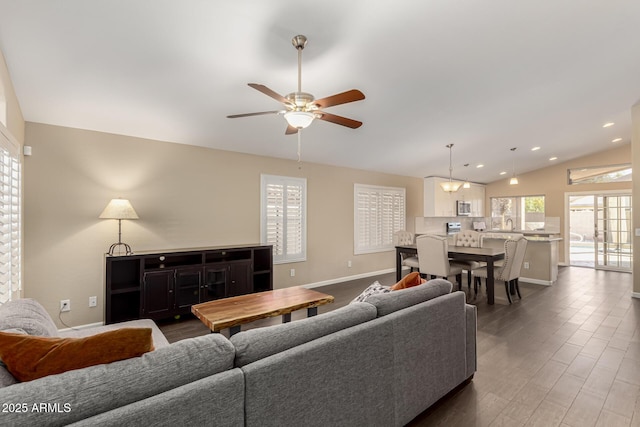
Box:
left=159, top=266, right=639, bottom=427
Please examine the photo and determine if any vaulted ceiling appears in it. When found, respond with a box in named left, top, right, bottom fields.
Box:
left=0, top=1, right=638, bottom=183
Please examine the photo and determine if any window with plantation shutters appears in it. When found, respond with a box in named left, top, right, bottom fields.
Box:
left=261, top=175, right=306, bottom=264
left=0, top=126, right=21, bottom=304
left=354, top=184, right=405, bottom=254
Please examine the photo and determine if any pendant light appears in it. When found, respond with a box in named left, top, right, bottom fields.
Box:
left=440, top=144, right=462, bottom=193
left=462, top=163, right=471, bottom=188
left=509, top=147, right=519, bottom=185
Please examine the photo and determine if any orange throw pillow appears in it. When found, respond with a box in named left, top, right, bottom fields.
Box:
left=391, top=271, right=426, bottom=290
left=0, top=328, right=154, bottom=382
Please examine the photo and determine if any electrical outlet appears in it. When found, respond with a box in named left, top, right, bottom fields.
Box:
left=89, top=296, right=97, bottom=307
left=523, top=262, right=530, bottom=269
left=60, top=299, right=71, bottom=312
left=290, top=268, right=295, bottom=277
left=347, top=260, right=352, bottom=268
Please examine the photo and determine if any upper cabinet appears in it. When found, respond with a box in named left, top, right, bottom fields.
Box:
left=423, top=177, right=485, bottom=217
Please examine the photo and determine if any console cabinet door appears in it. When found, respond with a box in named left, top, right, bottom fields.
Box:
left=175, top=267, right=203, bottom=309
left=202, top=265, right=227, bottom=302
left=227, top=260, right=252, bottom=297
left=142, top=270, right=174, bottom=317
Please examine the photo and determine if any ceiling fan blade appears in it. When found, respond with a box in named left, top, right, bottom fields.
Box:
left=227, top=110, right=281, bottom=119
left=285, top=125, right=299, bottom=135
left=248, top=83, right=292, bottom=106
left=316, top=111, right=363, bottom=129
left=313, top=89, right=365, bottom=109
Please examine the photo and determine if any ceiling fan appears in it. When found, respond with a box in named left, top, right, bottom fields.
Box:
left=227, top=35, right=365, bottom=135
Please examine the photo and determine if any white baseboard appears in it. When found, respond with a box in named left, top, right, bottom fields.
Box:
left=303, top=268, right=398, bottom=289
left=519, top=277, right=554, bottom=286
left=57, top=321, right=104, bottom=333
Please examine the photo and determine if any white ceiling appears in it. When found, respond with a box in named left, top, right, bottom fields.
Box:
left=0, top=1, right=639, bottom=183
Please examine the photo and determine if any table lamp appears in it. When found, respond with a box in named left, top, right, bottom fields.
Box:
left=99, top=198, right=139, bottom=255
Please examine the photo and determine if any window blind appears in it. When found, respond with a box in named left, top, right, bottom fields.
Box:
left=0, top=125, right=21, bottom=304
left=261, top=175, right=306, bottom=264
left=354, top=184, right=405, bottom=254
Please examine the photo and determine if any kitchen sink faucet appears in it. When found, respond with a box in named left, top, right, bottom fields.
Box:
left=505, top=218, right=514, bottom=231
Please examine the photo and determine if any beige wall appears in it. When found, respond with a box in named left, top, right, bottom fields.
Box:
left=485, top=143, right=632, bottom=265
left=24, top=122, right=423, bottom=327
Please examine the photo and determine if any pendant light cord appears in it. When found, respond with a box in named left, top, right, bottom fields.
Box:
left=447, top=144, right=454, bottom=183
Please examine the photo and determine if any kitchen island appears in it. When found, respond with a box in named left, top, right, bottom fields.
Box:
left=481, top=231, right=561, bottom=285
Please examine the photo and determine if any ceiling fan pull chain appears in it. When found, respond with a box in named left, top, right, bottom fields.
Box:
left=297, top=130, right=302, bottom=162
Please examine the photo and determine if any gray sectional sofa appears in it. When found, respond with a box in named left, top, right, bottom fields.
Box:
left=0, top=279, right=476, bottom=426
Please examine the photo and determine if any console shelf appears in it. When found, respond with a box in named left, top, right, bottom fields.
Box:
left=105, top=244, right=273, bottom=324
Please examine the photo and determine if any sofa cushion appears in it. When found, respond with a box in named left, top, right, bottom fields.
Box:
left=0, top=328, right=154, bottom=382
left=231, top=302, right=377, bottom=367
left=241, top=315, right=396, bottom=427
left=0, top=298, right=59, bottom=337
left=365, top=279, right=453, bottom=316
left=0, top=333, right=235, bottom=426
left=350, top=281, right=391, bottom=303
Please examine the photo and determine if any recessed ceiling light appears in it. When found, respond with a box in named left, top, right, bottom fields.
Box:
left=612, top=138, right=622, bottom=143
left=549, top=157, right=557, bottom=161
left=603, top=122, right=615, bottom=128
left=499, top=171, right=507, bottom=175
left=531, top=146, right=541, bottom=151
left=476, top=164, right=484, bottom=168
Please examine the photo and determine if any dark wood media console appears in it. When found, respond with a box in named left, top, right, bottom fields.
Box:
left=105, top=244, right=273, bottom=324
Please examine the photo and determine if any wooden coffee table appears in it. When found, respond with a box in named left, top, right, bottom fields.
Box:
left=191, top=286, right=334, bottom=336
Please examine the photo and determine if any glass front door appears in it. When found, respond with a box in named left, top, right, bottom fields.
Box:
left=568, top=193, right=632, bottom=271
left=595, top=195, right=632, bottom=271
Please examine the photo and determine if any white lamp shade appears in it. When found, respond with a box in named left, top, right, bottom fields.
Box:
left=99, top=199, right=139, bottom=220
left=463, top=181, right=471, bottom=189
left=509, top=176, right=519, bottom=185
left=440, top=181, right=462, bottom=192
left=284, top=111, right=315, bottom=129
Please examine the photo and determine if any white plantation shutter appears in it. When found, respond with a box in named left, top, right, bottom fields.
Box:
left=0, top=126, right=21, bottom=304
left=261, top=175, right=306, bottom=264
left=354, top=184, right=405, bottom=254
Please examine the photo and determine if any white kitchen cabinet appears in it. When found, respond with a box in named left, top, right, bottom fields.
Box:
left=423, top=177, right=485, bottom=217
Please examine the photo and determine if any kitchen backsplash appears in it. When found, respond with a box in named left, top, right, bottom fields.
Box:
left=415, top=216, right=561, bottom=235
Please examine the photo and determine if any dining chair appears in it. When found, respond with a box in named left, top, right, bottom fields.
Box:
left=393, top=230, right=420, bottom=272
left=452, top=230, right=484, bottom=291
left=416, top=234, right=464, bottom=290
left=473, top=237, right=528, bottom=304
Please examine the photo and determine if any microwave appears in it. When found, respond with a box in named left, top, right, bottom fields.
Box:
left=456, top=200, right=471, bottom=216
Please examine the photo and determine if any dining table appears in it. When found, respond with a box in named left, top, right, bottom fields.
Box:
left=395, top=244, right=506, bottom=305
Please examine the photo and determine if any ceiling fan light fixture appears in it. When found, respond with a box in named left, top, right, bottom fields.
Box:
left=284, top=111, right=315, bottom=129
